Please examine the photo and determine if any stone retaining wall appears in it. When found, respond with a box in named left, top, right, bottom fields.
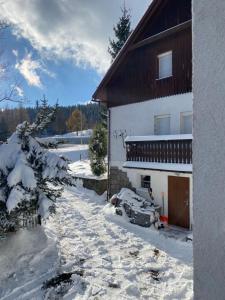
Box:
left=109, top=167, right=133, bottom=197
left=75, top=176, right=107, bottom=195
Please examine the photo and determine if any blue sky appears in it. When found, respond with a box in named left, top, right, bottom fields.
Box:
left=0, top=0, right=150, bottom=108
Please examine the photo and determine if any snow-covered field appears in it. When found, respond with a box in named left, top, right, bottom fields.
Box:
left=50, top=144, right=89, bottom=162
left=0, top=144, right=193, bottom=299
left=69, top=160, right=107, bottom=180
left=41, top=130, right=93, bottom=146
left=54, top=129, right=93, bottom=139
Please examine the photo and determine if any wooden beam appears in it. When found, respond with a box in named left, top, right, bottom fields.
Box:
left=129, top=20, right=192, bottom=51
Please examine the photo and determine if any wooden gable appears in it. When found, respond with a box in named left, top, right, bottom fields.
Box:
left=93, top=0, right=192, bottom=107
left=134, top=0, right=191, bottom=43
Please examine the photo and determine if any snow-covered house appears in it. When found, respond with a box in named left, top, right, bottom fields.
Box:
left=93, top=0, right=192, bottom=229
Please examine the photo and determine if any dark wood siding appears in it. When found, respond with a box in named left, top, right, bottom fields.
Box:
left=136, top=0, right=191, bottom=42
left=106, top=27, right=192, bottom=107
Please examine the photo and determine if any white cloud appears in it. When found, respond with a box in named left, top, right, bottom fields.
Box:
left=12, top=49, right=18, bottom=57
left=14, top=85, right=24, bottom=97
left=15, top=53, right=55, bottom=88
left=0, top=0, right=150, bottom=74
left=15, top=53, right=43, bottom=88
left=0, top=65, right=5, bottom=78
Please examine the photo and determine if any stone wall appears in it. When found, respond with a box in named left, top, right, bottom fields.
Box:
left=74, top=176, right=107, bottom=195
left=109, top=167, right=133, bottom=197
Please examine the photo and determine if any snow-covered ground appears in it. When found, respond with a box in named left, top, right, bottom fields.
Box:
left=50, top=144, right=89, bottom=162
left=50, top=144, right=108, bottom=179
left=69, top=160, right=107, bottom=180
left=40, top=130, right=93, bottom=146
left=0, top=184, right=193, bottom=299
left=0, top=227, right=59, bottom=300
left=54, top=129, right=93, bottom=139
left=0, top=145, right=193, bottom=299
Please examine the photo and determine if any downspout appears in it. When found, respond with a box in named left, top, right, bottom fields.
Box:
left=107, top=108, right=111, bottom=200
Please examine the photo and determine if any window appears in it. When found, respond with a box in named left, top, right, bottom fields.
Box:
left=180, top=112, right=192, bottom=134
left=154, top=114, right=170, bottom=135
left=158, top=51, right=172, bottom=79
left=141, top=176, right=151, bottom=188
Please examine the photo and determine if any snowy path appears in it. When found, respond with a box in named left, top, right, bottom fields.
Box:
left=0, top=227, right=59, bottom=300
left=0, top=144, right=193, bottom=299
left=47, top=186, right=193, bottom=299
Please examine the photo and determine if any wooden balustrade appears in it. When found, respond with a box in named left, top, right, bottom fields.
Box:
left=126, top=139, right=192, bottom=164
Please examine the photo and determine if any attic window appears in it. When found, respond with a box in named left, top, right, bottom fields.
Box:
left=158, top=51, right=172, bottom=79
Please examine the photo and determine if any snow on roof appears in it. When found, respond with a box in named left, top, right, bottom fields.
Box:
left=123, top=161, right=192, bottom=172
left=125, top=134, right=193, bottom=142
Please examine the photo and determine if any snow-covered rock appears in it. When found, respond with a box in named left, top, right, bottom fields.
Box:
left=110, top=188, right=161, bottom=228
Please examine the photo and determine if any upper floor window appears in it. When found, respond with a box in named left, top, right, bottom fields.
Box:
left=154, top=114, right=171, bottom=135
left=158, top=51, right=173, bottom=79
left=180, top=112, right=192, bottom=134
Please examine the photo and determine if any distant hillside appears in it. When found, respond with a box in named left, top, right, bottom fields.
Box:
left=0, top=102, right=103, bottom=141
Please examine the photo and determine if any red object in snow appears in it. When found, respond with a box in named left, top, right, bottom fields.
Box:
left=160, top=216, right=168, bottom=223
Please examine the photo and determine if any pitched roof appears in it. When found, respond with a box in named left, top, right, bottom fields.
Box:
left=92, top=0, right=165, bottom=102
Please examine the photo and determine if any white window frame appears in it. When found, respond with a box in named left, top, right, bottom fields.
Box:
left=180, top=111, right=193, bottom=134
left=157, top=50, right=173, bottom=80
left=154, top=114, right=171, bottom=135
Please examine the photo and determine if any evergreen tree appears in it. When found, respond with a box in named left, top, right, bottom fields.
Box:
left=0, top=99, right=73, bottom=232
left=89, top=124, right=107, bottom=176
left=0, top=102, right=102, bottom=138
left=108, top=4, right=132, bottom=60
left=0, top=117, right=8, bottom=141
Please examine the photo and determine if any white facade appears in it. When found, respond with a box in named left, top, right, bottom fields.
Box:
left=125, top=168, right=193, bottom=227
left=193, top=0, right=225, bottom=298
left=109, top=92, right=193, bottom=227
left=110, top=92, right=193, bottom=166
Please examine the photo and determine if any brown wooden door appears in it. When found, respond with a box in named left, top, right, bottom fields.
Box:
left=168, top=176, right=190, bottom=228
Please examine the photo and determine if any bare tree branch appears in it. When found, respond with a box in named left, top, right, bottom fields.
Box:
left=0, top=80, right=28, bottom=104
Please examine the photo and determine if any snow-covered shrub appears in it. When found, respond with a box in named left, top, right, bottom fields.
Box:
left=37, top=137, right=59, bottom=149
left=0, top=101, right=74, bottom=232
left=89, top=124, right=107, bottom=176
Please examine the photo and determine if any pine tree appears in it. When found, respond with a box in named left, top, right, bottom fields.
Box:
left=108, top=4, right=132, bottom=60
left=0, top=99, right=73, bottom=232
left=89, top=124, right=107, bottom=176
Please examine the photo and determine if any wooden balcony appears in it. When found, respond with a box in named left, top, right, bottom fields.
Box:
left=125, top=135, right=192, bottom=165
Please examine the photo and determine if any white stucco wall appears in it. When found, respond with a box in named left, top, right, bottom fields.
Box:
left=126, top=168, right=193, bottom=227
left=109, top=93, right=193, bottom=227
left=193, top=1, right=225, bottom=299
left=110, top=93, right=193, bottom=166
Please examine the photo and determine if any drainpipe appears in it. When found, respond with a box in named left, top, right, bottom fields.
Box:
left=107, top=108, right=111, bottom=201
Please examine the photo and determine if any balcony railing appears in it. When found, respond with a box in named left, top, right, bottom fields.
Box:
left=125, top=135, right=192, bottom=164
